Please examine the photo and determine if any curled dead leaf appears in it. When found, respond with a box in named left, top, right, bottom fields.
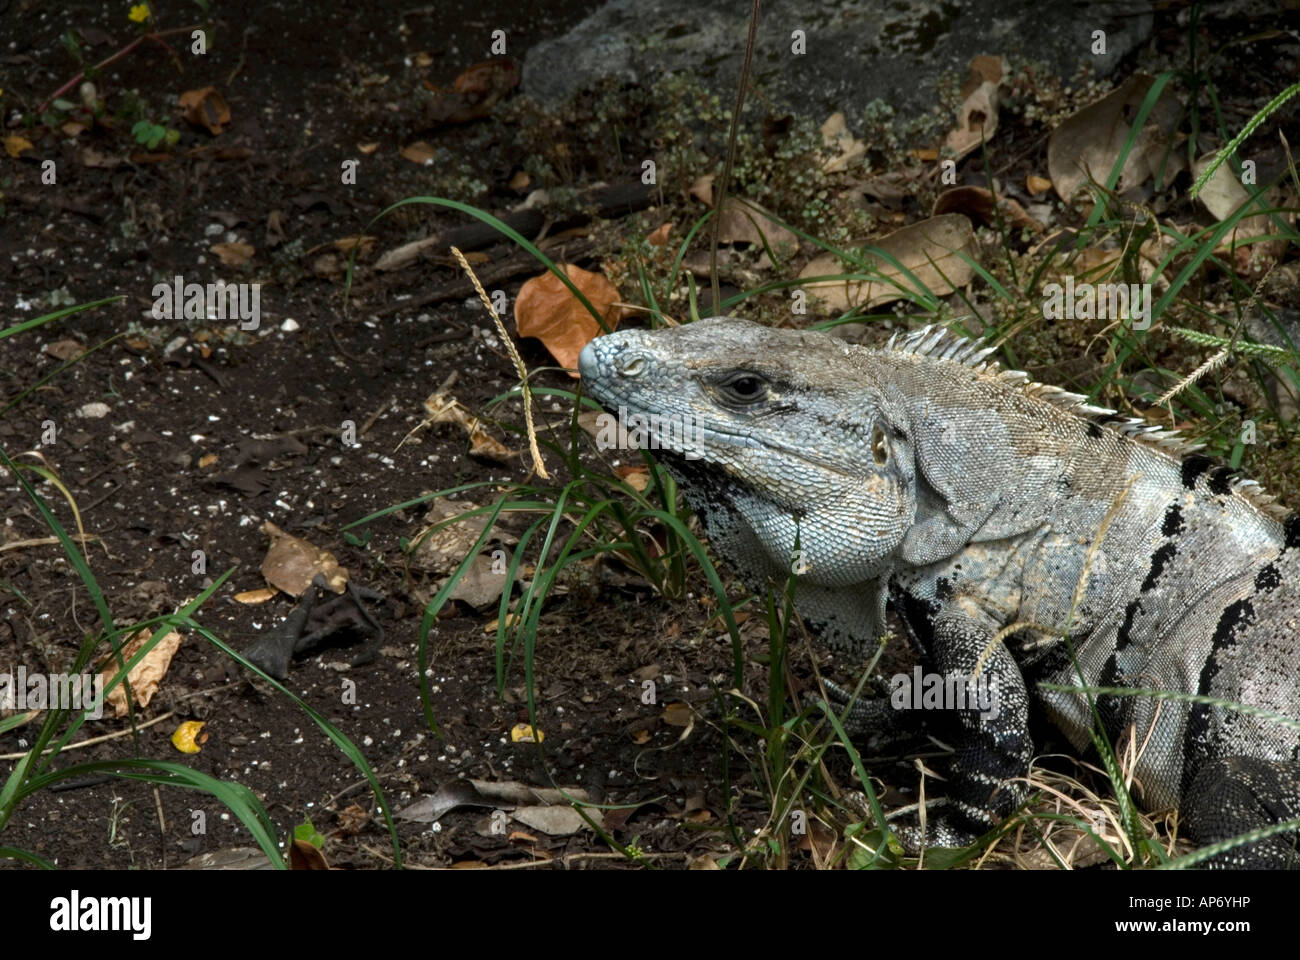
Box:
left=417, top=390, right=517, bottom=464
left=944, top=56, right=1005, bottom=160
left=179, top=87, right=232, bottom=136
left=333, top=235, right=377, bottom=257
left=260, top=521, right=348, bottom=597
left=689, top=174, right=715, bottom=206
left=932, top=186, right=1043, bottom=233
left=97, top=627, right=184, bottom=718
left=424, top=59, right=521, bottom=126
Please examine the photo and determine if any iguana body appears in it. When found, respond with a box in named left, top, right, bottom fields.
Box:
left=579, top=318, right=1300, bottom=868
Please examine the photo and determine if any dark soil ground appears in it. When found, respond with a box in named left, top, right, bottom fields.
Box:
left=1, top=0, right=857, bottom=870
left=0, top=1, right=1296, bottom=871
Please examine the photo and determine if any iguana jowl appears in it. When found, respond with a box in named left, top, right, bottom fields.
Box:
left=578, top=317, right=1300, bottom=868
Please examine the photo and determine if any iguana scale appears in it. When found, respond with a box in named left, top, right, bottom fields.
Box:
left=578, top=317, right=1300, bottom=868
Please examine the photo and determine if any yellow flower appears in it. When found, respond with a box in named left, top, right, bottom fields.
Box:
left=128, top=4, right=150, bottom=23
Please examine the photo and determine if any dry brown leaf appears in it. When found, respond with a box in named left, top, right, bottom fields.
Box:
left=357, top=142, right=380, bottom=155
left=234, top=587, right=277, bottom=604
left=662, top=702, right=693, bottom=727
left=798, top=213, right=978, bottom=311
left=715, top=199, right=798, bottom=259
left=1047, top=74, right=1180, bottom=205
left=411, top=499, right=493, bottom=575
left=4, top=135, right=34, bottom=158
left=615, top=464, right=650, bottom=492
left=944, top=56, right=1005, bottom=160
left=400, top=140, right=436, bottom=165
left=179, top=87, right=231, bottom=136
left=97, top=628, right=184, bottom=718
left=515, top=264, right=620, bottom=377
left=420, top=390, right=518, bottom=463
left=467, top=422, right=514, bottom=462
left=288, top=839, right=330, bottom=870
left=210, top=242, right=254, bottom=267
left=689, top=174, right=715, bottom=206
left=260, top=521, right=347, bottom=597
left=1192, top=155, right=1291, bottom=275
left=820, top=112, right=866, bottom=173
left=44, top=338, right=84, bottom=361
left=688, top=855, right=722, bottom=870
left=333, top=235, right=376, bottom=256
left=508, top=170, right=531, bottom=191
left=446, top=552, right=517, bottom=608
left=932, top=186, right=1043, bottom=233
left=647, top=222, right=673, bottom=246
left=423, top=59, right=521, bottom=126
left=1026, top=175, right=1053, bottom=196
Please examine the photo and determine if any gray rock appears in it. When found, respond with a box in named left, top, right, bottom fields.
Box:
left=522, top=0, right=1152, bottom=126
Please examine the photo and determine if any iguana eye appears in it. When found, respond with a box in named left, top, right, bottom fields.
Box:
left=718, top=372, right=768, bottom=403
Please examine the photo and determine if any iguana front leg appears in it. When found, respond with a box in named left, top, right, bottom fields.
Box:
left=894, top=606, right=1035, bottom=851
left=822, top=678, right=932, bottom=754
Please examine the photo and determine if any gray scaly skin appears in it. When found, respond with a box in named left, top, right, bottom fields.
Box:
left=578, top=317, right=1300, bottom=868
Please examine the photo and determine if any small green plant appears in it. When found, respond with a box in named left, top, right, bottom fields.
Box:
left=130, top=118, right=179, bottom=149
left=293, top=818, right=326, bottom=851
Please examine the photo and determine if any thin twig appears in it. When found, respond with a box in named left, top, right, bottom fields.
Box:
left=0, top=710, right=175, bottom=761
left=37, top=25, right=202, bottom=116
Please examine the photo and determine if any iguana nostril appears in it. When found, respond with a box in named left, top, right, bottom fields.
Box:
left=618, top=354, right=645, bottom=377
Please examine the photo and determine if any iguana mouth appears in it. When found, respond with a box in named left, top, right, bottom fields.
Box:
left=606, top=400, right=867, bottom=481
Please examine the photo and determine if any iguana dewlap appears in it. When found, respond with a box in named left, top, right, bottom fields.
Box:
left=579, top=317, right=1300, bottom=868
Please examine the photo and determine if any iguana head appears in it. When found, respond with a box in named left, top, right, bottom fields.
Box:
left=578, top=317, right=917, bottom=588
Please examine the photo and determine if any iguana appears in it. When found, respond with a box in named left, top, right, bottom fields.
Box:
left=578, top=317, right=1300, bottom=868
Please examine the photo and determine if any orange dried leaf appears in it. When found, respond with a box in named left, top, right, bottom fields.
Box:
left=400, top=140, right=436, bottom=165
left=179, top=87, right=231, bottom=136
left=1025, top=175, right=1052, bottom=196
left=515, top=264, right=620, bottom=377
left=647, top=222, right=673, bottom=246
